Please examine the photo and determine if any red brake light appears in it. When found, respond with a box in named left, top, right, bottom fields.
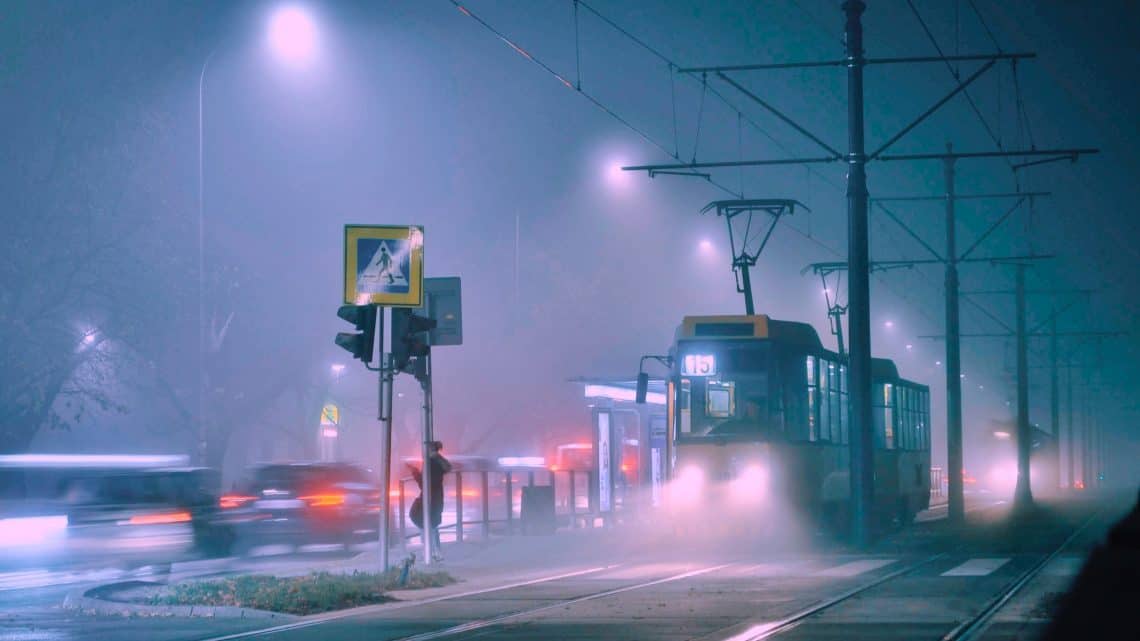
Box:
left=128, top=511, right=191, bottom=525
left=300, top=493, right=346, bottom=507
left=220, top=494, right=257, bottom=509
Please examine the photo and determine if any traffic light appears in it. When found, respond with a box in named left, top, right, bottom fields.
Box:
left=391, top=307, right=436, bottom=372
left=635, top=372, right=649, bottom=405
left=335, top=304, right=377, bottom=364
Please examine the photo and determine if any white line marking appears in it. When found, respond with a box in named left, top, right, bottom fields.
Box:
left=813, top=559, right=896, bottom=577
left=394, top=563, right=733, bottom=641
left=941, top=558, right=1010, bottom=577
left=196, top=564, right=618, bottom=641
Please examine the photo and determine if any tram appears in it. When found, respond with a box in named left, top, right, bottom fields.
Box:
left=661, top=314, right=931, bottom=530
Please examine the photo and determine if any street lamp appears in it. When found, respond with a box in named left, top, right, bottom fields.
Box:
left=267, top=5, right=319, bottom=69
left=197, top=5, right=321, bottom=464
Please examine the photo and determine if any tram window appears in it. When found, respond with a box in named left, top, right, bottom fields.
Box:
left=818, top=385, right=829, bottom=442
left=806, top=356, right=816, bottom=386
left=680, top=380, right=692, bottom=434
left=706, top=381, right=735, bottom=418
left=807, top=387, right=817, bottom=441
left=900, top=388, right=910, bottom=449
left=883, top=384, right=895, bottom=449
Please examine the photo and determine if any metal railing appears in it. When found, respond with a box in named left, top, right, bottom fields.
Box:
left=389, top=469, right=597, bottom=546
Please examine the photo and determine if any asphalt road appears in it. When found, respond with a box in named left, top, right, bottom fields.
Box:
left=0, top=491, right=1130, bottom=641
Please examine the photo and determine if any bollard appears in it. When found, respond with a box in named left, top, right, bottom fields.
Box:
left=505, top=471, right=514, bottom=534
left=455, top=472, right=464, bottom=543
left=481, top=470, right=490, bottom=539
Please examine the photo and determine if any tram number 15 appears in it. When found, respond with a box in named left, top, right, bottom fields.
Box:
left=681, top=354, right=717, bottom=377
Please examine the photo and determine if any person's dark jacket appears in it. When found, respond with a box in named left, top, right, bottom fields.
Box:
left=409, top=454, right=451, bottom=528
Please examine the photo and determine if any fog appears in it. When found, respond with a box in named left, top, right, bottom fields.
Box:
left=3, top=1, right=1138, bottom=494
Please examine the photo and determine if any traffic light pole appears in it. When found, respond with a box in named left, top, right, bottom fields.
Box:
left=420, top=351, right=436, bottom=565
left=943, top=146, right=964, bottom=524
left=377, top=307, right=395, bottom=571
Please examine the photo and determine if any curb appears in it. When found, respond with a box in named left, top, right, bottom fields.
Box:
left=62, top=582, right=298, bottom=620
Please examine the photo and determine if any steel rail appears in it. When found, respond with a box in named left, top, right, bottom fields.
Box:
left=943, top=509, right=1103, bottom=641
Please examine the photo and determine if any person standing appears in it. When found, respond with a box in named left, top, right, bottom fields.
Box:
left=409, top=440, right=451, bottom=561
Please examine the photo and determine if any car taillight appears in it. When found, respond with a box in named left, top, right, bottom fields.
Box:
left=299, top=493, right=346, bottom=507
left=219, top=494, right=257, bottom=509
left=127, top=511, right=192, bottom=525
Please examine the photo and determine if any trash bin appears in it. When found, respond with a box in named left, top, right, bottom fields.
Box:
left=520, top=485, right=556, bottom=535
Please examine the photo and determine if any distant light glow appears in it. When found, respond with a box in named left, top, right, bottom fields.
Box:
left=822, top=288, right=830, bottom=296
left=322, top=428, right=338, bottom=438
left=82, top=331, right=97, bottom=345
left=699, top=239, right=714, bottom=255
left=994, top=431, right=1011, bottom=440
left=497, top=456, right=546, bottom=468
left=935, top=360, right=942, bottom=366
left=584, top=384, right=665, bottom=405
left=884, top=320, right=894, bottom=329
left=330, top=364, right=345, bottom=375
left=267, top=5, right=318, bottom=68
left=905, top=344, right=913, bottom=351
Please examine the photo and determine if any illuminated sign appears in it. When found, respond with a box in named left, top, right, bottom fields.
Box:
left=343, top=225, right=424, bottom=306
left=681, top=354, right=717, bottom=377
left=597, top=412, right=611, bottom=513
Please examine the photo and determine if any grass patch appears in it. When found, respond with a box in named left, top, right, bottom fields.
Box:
left=149, top=569, right=456, bottom=616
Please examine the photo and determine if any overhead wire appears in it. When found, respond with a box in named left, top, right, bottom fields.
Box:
left=447, top=0, right=967, bottom=337
left=575, top=0, right=956, bottom=332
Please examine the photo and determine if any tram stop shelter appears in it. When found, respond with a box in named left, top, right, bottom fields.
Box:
left=569, top=377, right=668, bottom=519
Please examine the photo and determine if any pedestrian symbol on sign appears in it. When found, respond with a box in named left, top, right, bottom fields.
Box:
left=357, top=239, right=410, bottom=293
left=320, top=404, right=339, bottom=427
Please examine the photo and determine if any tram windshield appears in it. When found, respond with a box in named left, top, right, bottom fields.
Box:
left=676, top=341, right=772, bottom=440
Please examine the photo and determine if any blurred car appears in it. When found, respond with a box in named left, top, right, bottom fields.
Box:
left=0, top=455, right=227, bottom=566
left=217, top=462, right=380, bottom=553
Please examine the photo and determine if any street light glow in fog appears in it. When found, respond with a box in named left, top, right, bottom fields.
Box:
left=267, top=5, right=318, bottom=68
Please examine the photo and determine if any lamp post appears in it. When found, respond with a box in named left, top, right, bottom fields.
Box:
left=197, top=5, right=320, bottom=465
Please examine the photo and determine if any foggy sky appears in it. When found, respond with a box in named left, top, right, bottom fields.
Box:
left=3, top=1, right=1138, bottom=483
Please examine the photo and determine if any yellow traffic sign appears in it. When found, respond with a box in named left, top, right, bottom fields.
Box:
left=344, top=225, right=424, bottom=306
left=320, top=403, right=339, bottom=427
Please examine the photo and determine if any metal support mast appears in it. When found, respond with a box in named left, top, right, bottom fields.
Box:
left=943, top=145, right=964, bottom=523
left=1066, top=360, right=1074, bottom=488
left=844, top=0, right=874, bottom=547
left=1049, top=317, right=1060, bottom=490
left=1013, top=265, right=1033, bottom=510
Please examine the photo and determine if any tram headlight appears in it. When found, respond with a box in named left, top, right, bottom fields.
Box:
left=672, top=466, right=705, bottom=505
left=732, top=465, right=768, bottom=500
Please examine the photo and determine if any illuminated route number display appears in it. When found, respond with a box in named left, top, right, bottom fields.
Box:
left=681, top=354, right=717, bottom=376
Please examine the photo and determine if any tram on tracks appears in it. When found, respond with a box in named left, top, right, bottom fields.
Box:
left=657, top=314, right=932, bottom=531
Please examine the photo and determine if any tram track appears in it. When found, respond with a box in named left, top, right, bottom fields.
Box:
left=719, top=506, right=1105, bottom=641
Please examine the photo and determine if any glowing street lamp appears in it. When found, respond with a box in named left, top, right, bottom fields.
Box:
left=197, top=5, right=321, bottom=465
left=266, top=5, right=319, bottom=69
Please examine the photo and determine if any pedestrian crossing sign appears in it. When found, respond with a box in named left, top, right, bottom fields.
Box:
left=344, top=225, right=424, bottom=306
left=320, top=403, right=339, bottom=427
